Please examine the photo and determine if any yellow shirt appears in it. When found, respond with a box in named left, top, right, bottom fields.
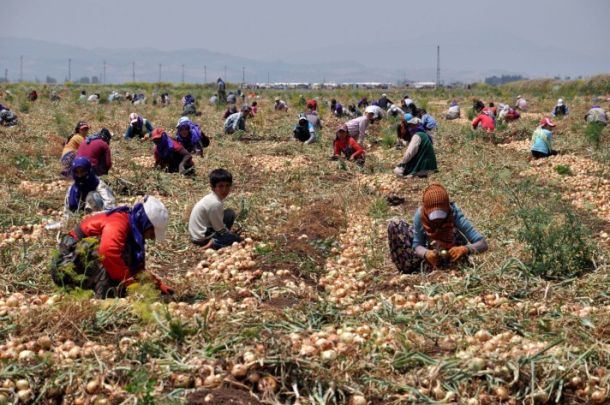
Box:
left=61, top=134, right=84, bottom=156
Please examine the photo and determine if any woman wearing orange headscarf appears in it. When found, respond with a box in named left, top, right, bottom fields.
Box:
left=387, top=183, right=488, bottom=273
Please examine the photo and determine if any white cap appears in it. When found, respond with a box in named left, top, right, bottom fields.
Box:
left=364, top=106, right=376, bottom=114
left=428, top=209, right=448, bottom=221
left=129, top=112, right=139, bottom=124
left=407, top=117, right=422, bottom=125
left=557, top=98, right=564, bottom=105
left=142, top=196, right=169, bottom=242
left=382, top=93, right=387, bottom=97
left=176, top=116, right=190, bottom=128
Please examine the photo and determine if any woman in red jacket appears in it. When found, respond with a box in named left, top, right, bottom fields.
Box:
left=331, top=124, right=365, bottom=166
left=50, top=196, right=173, bottom=298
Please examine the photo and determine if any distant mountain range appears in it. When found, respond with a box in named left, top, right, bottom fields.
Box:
left=0, top=37, right=604, bottom=85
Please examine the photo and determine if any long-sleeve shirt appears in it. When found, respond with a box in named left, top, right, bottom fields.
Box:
left=69, top=212, right=135, bottom=281
left=76, top=139, right=112, bottom=176
left=388, top=105, right=405, bottom=116
left=63, top=179, right=116, bottom=217
left=585, top=107, right=608, bottom=124
left=531, top=127, right=552, bottom=154
left=189, top=192, right=227, bottom=242
left=62, top=134, right=85, bottom=156
left=306, top=112, right=322, bottom=129
left=552, top=105, right=569, bottom=117
left=472, top=114, right=495, bottom=131
left=412, top=204, right=486, bottom=258
left=224, top=112, right=246, bottom=133
left=293, top=122, right=316, bottom=144
left=274, top=101, right=288, bottom=111
left=422, top=114, right=437, bottom=130
left=333, top=136, right=364, bottom=159
left=401, top=135, right=422, bottom=164
left=124, top=119, right=154, bottom=139
left=345, top=116, right=370, bottom=144
left=446, top=105, right=460, bottom=119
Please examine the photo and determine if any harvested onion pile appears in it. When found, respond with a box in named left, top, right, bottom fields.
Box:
left=18, top=180, right=69, bottom=195
left=519, top=154, right=610, bottom=225
left=356, top=173, right=405, bottom=195
left=130, top=156, right=155, bottom=168
left=0, top=224, right=46, bottom=248
left=498, top=139, right=531, bottom=152
left=186, top=238, right=261, bottom=285
left=319, top=214, right=378, bottom=306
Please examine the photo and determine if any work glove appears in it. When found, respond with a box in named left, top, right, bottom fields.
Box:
left=424, top=250, right=439, bottom=268
left=149, top=273, right=175, bottom=295
left=448, top=246, right=469, bottom=262
left=157, top=281, right=174, bottom=295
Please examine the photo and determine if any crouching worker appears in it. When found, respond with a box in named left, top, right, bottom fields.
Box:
left=0, top=104, right=18, bottom=126
left=64, top=157, right=115, bottom=217
left=175, top=117, right=210, bottom=157
left=531, top=117, right=558, bottom=159
left=394, top=116, right=437, bottom=177
left=50, top=196, right=173, bottom=298
left=152, top=128, right=194, bottom=175
left=293, top=113, right=316, bottom=144
left=124, top=113, right=154, bottom=140
left=331, top=125, right=365, bottom=166
left=224, top=106, right=252, bottom=135
left=387, top=183, right=488, bottom=273
left=189, top=169, right=243, bottom=250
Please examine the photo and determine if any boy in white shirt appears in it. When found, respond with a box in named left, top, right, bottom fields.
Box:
left=189, top=169, right=242, bottom=249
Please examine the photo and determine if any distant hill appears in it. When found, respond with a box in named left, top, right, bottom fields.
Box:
left=0, top=37, right=529, bottom=84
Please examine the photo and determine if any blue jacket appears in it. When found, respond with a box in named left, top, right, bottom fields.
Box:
left=531, top=127, right=552, bottom=154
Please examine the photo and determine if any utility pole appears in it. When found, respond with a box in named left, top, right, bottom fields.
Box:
left=436, top=45, right=441, bottom=87
left=132, top=61, right=135, bottom=83
left=4, top=68, right=8, bottom=83
left=204, top=65, right=207, bottom=84
left=181, top=64, right=185, bottom=83
left=103, top=60, right=106, bottom=84
left=267, top=71, right=270, bottom=86
left=19, top=55, right=23, bottom=82
left=224, top=65, right=227, bottom=82
left=68, top=58, right=71, bottom=82
left=242, top=66, right=245, bottom=85
left=158, top=64, right=162, bottom=83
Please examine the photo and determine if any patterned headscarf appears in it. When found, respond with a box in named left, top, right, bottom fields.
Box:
left=67, top=157, right=100, bottom=212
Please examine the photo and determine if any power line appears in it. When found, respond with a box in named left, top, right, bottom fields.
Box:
left=103, top=60, right=106, bottom=84
left=158, top=64, right=162, bottom=83
left=181, top=64, right=185, bottom=83
left=68, top=58, right=71, bottom=82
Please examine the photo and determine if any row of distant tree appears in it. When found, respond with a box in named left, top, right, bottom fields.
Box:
left=0, top=76, right=100, bottom=84
left=484, top=74, right=582, bottom=85
left=0, top=74, right=586, bottom=85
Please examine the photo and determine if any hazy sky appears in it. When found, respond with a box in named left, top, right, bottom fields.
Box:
left=2, top=0, right=609, bottom=78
